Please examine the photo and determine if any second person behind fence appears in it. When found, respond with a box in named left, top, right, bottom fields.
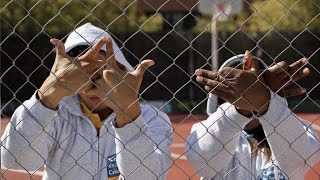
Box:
left=186, top=52, right=320, bottom=180
left=1, top=23, right=173, bottom=180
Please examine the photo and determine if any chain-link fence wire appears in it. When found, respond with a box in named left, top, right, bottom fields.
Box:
left=1, top=0, right=320, bottom=179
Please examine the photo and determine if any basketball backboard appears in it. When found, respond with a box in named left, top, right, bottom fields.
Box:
left=198, top=0, right=243, bottom=21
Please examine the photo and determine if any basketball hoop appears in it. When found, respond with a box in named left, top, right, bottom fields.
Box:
left=198, top=0, right=243, bottom=22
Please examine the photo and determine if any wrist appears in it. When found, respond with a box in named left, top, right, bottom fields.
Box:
left=38, top=79, right=66, bottom=110
left=235, top=107, right=253, bottom=118
left=257, top=89, right=270, bottom=115
left=114, top=101, right=141, bottom=128
left=256, top=103, right=269, bottom=115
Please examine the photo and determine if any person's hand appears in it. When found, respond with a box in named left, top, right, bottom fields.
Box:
left=38, top=38, right=106, bottom=109
left=195, top=53, right=270, bottom=115
left=243, top=51, right=309, bottom=97
left=263, top=58, right=310, bottom=97
left=84, top=37, right=154, bottom=127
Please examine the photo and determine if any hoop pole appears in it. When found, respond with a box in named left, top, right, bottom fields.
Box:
left=210, top=8, right=219, bottom=112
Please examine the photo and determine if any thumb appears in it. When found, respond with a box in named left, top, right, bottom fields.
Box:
left=133, top=59, right=155, bottom=78
left=243, top=50, right=253, bottom=70
left=250, top=56, right=260, bottom=72
left=50, top=38, right=66, bottom=57
left=243, top=50, right=260, bottom=72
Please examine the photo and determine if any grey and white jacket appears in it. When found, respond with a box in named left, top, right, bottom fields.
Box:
left=186, top=91, right=320, bottom=180
left=1, top=93, right=173, bottom=180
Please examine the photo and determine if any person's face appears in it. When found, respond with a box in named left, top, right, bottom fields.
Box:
left=66, top=45, right=107, bottom=112
left=79, top=92, right=109, bottom=112
left=68, top=45, right=126, bottom=113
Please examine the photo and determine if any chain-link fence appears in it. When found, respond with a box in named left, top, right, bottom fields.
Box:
left=1, top=0, right=320, bottom=180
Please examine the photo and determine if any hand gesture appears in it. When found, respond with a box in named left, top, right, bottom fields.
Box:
left=38, top=38, right=106, bottom=109
left=195, top=52, right=270, bottom=115
left=243, top=51, right=309, bottom=97
left=263, top=58, right=309, bottom=97
left=84, top=37, right=154, bottom=127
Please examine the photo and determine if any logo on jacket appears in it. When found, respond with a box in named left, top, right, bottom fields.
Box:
left=107, top=154, right=120, bottom=180
left=259, top=166, right=286, bottom=180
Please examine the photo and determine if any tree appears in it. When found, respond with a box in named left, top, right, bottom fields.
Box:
left=192, top=0, right=320, bottom=34
left=0, top=0, right=163, bottom=35
left=246, top=0, right=320, bottom=33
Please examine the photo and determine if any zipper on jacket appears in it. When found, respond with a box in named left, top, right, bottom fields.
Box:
left=80, top=115, right=100, bottom=178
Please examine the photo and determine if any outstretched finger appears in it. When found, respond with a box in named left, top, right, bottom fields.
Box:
left=250, top=55, right=261, bottom=72
left=196, top=76, right=229, bottom=92
left=132, top=59, right=155, bottom=78
left=50, top=38, right=66, bottom=57
left=280, top=67, right=310, bottom=87
left=268, top=61, right=289, bottom=74
left=289, top=58, right=309, bottom=73
left=83, top=37, right=107, bottom=59
left=280, top=87, right=306, bottom=97
left=243, top=50, right=253, bottom=70
left=104, top=37, right=119, bottom=69
left=292, top=67, right=310, bottom=82
left=288, top=58, right=310, bottom=81
left=194, top=69, right=218, bottom=80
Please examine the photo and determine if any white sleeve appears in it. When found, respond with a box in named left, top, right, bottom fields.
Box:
left=113, top=105, right=173, bottom=180
left=185, top=103, right=252, bottom=178
left=1, top=92, right=58, bottom=171
left=258, top=91, right=320, bottom=178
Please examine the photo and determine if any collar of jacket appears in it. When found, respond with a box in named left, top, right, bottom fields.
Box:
left=58, top=95, right=116, bottom=121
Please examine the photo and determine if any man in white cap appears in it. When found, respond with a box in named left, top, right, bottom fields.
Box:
left=1, top=23, right=173, bottom=180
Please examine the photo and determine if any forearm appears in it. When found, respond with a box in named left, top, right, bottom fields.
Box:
left=186, top=103, right=251, bottom=177
left=38, top=76, right=67, bottom=110
left=114, top=113, right=172, bottom=180
left=1, top=92, right=57, bottom=170
left=259, top=92, right=320, bottom=177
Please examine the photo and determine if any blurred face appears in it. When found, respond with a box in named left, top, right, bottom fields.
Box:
left=79, top=92, right=109, bottom=112
left=66, top=46, right=108, bottom=112
left=67, top=45, right=126, bottom=114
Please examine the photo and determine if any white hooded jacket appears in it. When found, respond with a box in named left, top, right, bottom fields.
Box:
left=1, top=23, right=173, bottom=180
left=186, top=91, right=320, bottom=180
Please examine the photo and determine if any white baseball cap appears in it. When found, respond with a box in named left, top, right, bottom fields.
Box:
left=64, top=22, right=134, bottom=71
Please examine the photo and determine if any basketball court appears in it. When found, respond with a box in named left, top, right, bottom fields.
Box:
left=1, top=113, right=319, bottom=180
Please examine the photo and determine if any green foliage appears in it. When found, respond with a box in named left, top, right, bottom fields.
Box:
left=192, top=15, right=212, bottom=33
left=0, top=0, right=164, bottom=35
left=192, top=0, right=320, bottom=34
left=246, top=0, right=320, bottom=33
left=1, top=0, right=319, bottom=35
